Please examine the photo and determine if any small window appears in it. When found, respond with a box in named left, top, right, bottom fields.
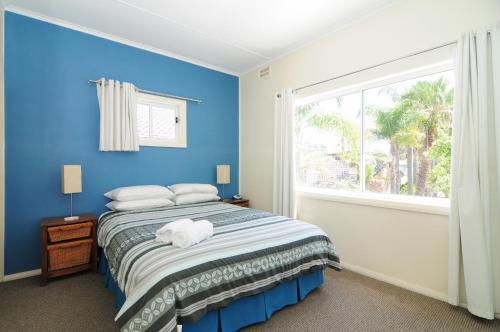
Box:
left=137, top=93, right=187, bottom=148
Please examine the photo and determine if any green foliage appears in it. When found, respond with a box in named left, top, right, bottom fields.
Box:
left=295, top=76, right=454, bottom=197
left=296, top=103, right=317, bottom=122
left=365, top=164, right=375, bottom=183
left=295, top=102, right=360, bottom=188
left=400, top=183, right=407, bottom=194
left=309, top=113, right=360, bottom=164
left=400, top=183, right=416, bottom=195
left=373, top=106, right=405, bottom=140
left=373, top=78, right=453, bottom=149
left=427, top=130, right=452, bottom=197
left=371, top=77, right=454, bottom=196
left=400, top=79, right=454, bottom=121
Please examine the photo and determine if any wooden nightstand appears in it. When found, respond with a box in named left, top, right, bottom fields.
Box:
left=40, top=214, right=98, bottom=285
left=224, top=198, right=250, bottom=208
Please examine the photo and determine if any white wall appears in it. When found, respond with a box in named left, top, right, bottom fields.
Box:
left=297, top=197, right=449, bottom=299
left=240, top=0, right=500, bottom=298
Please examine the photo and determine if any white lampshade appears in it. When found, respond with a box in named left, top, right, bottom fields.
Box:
left=216, top=165, right=230, bottom=185
left=61, top=165, right=82, bottom=194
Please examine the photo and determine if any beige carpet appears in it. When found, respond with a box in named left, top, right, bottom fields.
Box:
left=0, top=269, right=498, bottom=332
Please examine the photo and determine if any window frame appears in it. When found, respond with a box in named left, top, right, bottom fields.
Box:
left=137, top=92, right=187, bottom=148
left=295, top=61, right=454, bottom=214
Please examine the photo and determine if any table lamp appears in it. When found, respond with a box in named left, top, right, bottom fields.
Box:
left=61, top=165, right=82, bottom=221
left=216, top=165, right=230, bottom=200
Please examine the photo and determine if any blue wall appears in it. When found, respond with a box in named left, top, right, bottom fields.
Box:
left=4, top=12, right=239, bottom=274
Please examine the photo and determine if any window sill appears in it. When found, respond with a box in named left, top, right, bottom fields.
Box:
left=296, top=187, right=450, bottom=216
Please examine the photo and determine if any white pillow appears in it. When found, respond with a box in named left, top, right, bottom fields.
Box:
left=169, top=183, right=218, bottom=195
left=105, top=185, right=174, bottom=201
left=174, top=193, right=220, bottom=206
left=106, top=198, right=174, bottom=211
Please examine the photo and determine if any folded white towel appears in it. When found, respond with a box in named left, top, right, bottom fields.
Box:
left=156, top=218, right=193, bottom=244
left=172, top=220, right=214, bottom=248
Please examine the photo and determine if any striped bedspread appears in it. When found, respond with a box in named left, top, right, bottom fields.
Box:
left=97, top=202, right=340, bottom=332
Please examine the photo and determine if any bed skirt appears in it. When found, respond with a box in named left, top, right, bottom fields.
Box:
left=99, top=255, right=324, bottom=332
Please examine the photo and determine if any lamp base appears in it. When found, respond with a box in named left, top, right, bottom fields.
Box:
left=64, top=215, right=79, bottom=221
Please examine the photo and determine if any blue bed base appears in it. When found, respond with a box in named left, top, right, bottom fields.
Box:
left=99, top=256, right=324, bottom=332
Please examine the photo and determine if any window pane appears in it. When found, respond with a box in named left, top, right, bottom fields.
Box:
left=364, top=70, right=454, bottom=198
left=296, top=93, right=361, bottom=190
left=137, top=104, right=150, bottom=138
left=151, top=106, right=176, bottom=140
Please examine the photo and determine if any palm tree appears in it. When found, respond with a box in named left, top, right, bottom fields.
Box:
left=295, top=101, right=361, bottom=185
left=297, top=78, right=453, bottom=196
left=372, top=106, right=407, bottom=194
left=368, top=86, right=420, bottom=195
left=295, top=103, right=318, bottom=184
left=397, top=79, right=453, bottom=195
left=392, top=124, right=421, bottom=195
left=295, top=103, right=317, bottom=144
left=309, top=113, right=360, bottom=164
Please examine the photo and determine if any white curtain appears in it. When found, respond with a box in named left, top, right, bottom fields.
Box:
left=97, top=78, right=139, bottom=151
left=273, top=88, right=296, bottom=218
left=449, top=22, right=500, bottom=319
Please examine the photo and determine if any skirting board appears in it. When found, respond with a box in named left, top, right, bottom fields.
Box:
left=2, top=269, right=41, bottom=282
left=342, top=263, right=500, bottom=319
left=341, top=261, right=448, bottom=302
left=342, top=262, right=500, bottom=318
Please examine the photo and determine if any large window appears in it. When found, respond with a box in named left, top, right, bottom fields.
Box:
left=296, top=68, right=454, bottom=199
left=137, top=93, right=187, bottom=148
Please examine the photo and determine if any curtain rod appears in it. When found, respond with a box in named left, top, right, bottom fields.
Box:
left=88, top=79, right=203, bottom=104
left=291, top=40, right=458, bottom=94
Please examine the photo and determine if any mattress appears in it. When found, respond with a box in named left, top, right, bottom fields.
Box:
left=97, top=202, right=340, bottom=332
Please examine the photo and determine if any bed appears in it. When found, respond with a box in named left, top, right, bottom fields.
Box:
left=97, top=201, right=340, bottom=332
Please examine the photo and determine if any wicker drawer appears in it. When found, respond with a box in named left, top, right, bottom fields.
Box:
left=47, top=239, right=92, bottom=270
left=47, top=222, right=92, bottom=242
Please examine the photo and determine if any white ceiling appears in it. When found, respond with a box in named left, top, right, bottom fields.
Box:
left=4, top=0, right=400, bottom=75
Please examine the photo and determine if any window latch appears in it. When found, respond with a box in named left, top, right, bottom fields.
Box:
left=175, top=117, right=179, bottom=124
